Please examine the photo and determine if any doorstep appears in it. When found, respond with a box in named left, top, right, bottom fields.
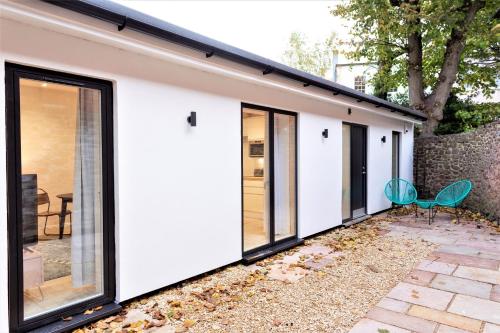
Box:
left=242, top=238, right=304, bottom=265
left=29, top=303, right=122, bottom=333
left=343, top=215, right=372, bottom=227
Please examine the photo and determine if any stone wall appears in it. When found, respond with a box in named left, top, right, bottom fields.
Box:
left=414, top=121, right=500, bottom=220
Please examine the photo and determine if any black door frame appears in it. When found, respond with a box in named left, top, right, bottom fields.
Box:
left=392, top=131, right=401, bottom=179
left=342, top=122, right=367, bottom=222
left=241, top=103, right=298, bottom=255
left=5, top=63, right=116, bottom=332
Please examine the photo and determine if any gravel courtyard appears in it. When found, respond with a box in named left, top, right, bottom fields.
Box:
left=74, top=208, right=499, bottom=333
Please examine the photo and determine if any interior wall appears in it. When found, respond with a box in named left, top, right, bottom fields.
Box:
left=20, top=83, right=77, bottom=233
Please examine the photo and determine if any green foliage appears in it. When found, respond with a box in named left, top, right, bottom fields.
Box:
left=435, top=95, right=500, bottom=135
left=282, top=32, right=337, bottom=77
left=331, top=0, right=499, bottom=100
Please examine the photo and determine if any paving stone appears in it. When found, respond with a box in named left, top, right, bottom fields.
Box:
left=151, top=326, right=176, bottom=333
left=349, top=318, right=411, bottom=333
left=366, top=307, right=437, bottom=333
left=436, top=325, right=473, bottom=333
left=492, top=284, right=500, bottom=302
left=483, top=323, right=500, bottom=333
left=430, top=274, right=492, bottom=299
left=448, top=294, right=500, bottom=325
left=404, top=269, right=436, bottom=286
left=455, top=240, right=500, bottom=254
left=417, top=233, right=456, bottom=245
left=297, top=244, right=332, bottom=256
left=376, top=297, right=410, bottom=313
left=303, top=257, right=334, bottom=270
left=267, top=264, right=307, bottom=283
left=407, top=305, right=481, bottom=333
left=453, top=266, right=500, bottom=285
left=277, top=253, right=302, bottom=264
left=417, top=259, right=457, bottom=275
left=386, top=282, right=454, bottom=310
left=438, top=244, right=499, bottom=260
left=428, top=251, right=499, bottom=270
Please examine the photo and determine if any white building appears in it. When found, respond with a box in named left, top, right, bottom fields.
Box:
left=0, top=1, right=426, bottom=331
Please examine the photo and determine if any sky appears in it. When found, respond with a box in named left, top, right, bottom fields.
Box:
left=111, top=1, right=349, bottom=63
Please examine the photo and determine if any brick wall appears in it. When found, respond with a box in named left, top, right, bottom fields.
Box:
left=414, top=121, right=500, bottom=220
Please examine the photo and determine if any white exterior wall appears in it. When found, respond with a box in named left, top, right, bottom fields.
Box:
left=0, top=3, right=420, bottom=331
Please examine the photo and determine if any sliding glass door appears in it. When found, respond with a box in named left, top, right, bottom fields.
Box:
left=392, top=131, right=400, bottom=179
left=6, top=64, right=115, bottom=331
left=242, top=104, right=297, bottom=253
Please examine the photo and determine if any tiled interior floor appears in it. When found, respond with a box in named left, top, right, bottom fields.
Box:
left=243, top=218, right=268, bottom=251
left=349, top=210, right=500, bottom=333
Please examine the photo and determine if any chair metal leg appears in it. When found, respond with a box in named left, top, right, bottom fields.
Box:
left=455, top=206, right=460, bottom=223
left=428, top=207, right=431, bottom=225
left=415, top=204, right=418, bottom=218
left=43, top=216, right=50, bottom=236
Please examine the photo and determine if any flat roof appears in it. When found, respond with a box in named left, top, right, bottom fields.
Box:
left=43, top=0, right=427, bottom=121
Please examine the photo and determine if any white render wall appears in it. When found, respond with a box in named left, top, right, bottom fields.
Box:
left=0, top=4, right=419, bottom=331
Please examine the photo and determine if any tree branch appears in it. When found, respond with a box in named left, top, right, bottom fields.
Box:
left=427, top=0, right=487, bottom=117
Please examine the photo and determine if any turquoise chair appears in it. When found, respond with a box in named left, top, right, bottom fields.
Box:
left=415, top=180, right=473, bottom=224
left=384, top=178, right=418, bottom=206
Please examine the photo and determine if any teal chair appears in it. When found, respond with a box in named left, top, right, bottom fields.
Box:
left=415, top=180, right=473, bottom=224
left=384, top=178, right=418, bottom=206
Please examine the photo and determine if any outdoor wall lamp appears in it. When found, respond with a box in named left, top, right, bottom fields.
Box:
left=187, top=111, right=197, bottom=126
left=348, top=108, right=352, bottom=115
left=381, top=136, right=386, bottom=143
left=322, top=129, right=328, bottom=138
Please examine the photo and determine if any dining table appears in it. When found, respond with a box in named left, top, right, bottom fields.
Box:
left=56, top=193, right=73, bottom=239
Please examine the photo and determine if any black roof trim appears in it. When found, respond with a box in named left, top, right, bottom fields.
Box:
left=41, top=0, right=427, bottom=120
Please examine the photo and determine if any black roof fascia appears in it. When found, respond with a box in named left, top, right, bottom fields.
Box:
left=41, top=0, right=427, bottom=121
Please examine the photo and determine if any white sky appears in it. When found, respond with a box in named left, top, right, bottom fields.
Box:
left=111, top=1, right=349, bottom=63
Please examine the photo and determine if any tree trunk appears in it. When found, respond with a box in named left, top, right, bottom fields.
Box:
left=417, top=0, right=486, bottom=137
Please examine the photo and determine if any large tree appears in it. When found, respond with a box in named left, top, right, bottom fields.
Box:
left=282, top=32, right=337, bottom=78
left=332, top=0, right=499, bottom=136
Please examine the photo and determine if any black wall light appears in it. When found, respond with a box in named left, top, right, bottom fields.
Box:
left=322, top=129, right=328, bottom=138
left=187, top=111, right=197, bottom=126
left=348, top=108, right=352, bottom=115
left=381, top=135, right=386, bottom=143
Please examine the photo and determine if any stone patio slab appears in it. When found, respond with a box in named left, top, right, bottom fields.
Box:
left=430, top=274, right=492, bottom=299
left=436, top=325, right=473, bottom=333
left=386, top=282, right=454, bottom=310
left=417, top=259, right=457, bottom=275
left=267, top=264, right=308, bottom=283
left=455, top=240, right=500, bottom=254
left=407, top=305, right=481, bottom=333
left=448, top=294, right=500, bottom=325
left=453, top=266, right=500, bottom=285
left=365, top=307, right=437, bottom=333
left=376, top=298, right=410, bottom=313
left=428, top=251, right=499, bottom=270
left=349, top=318, right=411, bottom=333
left=483, top=323, right=500, bottom=333
left=404, top=269, right=436, bottom=286
left=297, top=244, right=332, bottom=256
left=437, top=244, right=500, bottom=260
left=491, top=284, right=500, bottom=302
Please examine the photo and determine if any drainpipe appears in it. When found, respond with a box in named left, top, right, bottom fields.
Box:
left=332, top=51, right=339, bottom=82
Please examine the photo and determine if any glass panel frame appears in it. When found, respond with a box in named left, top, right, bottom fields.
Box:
left=241, top=104, right=298, bottom=255
left=6, top=63, right=116, bottom=332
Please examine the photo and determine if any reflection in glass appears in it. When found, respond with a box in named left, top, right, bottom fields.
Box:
left=273, top=113, right=296, bottom=241
left=342, top=124, right=351, bottom=220
left=21, top=78, right=104, bottom=319
left=242, top=109, right=270, bottom=251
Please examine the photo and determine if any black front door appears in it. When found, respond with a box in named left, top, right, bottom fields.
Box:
left=350, top=125, right=367, bottom=218
left=342, top=123, right=367, bottom=221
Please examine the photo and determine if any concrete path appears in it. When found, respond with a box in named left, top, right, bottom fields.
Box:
left=350, top=211, right=500, bottom=333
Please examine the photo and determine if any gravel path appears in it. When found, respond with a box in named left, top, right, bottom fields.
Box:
left=76, top=213, right=438, bottom=333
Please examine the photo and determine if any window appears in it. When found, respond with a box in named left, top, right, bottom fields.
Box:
left=6, top=63, right=115, bottom=331
left=354, top=75, right=366, bottom=93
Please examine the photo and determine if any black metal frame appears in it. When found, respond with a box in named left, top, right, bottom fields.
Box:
left=240, top=103, right=299, bottom=256
left=342, top=122, right=368, bottom=223
left=5, top=63, right=116, bottom=332
left=392, top=131, right=401, bottom=179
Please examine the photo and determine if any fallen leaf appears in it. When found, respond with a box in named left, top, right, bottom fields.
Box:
left=183, top=319, right=196, bottom=328
left=62, top=316, right=72, bottom=321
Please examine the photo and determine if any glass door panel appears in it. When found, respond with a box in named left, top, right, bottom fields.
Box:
left=20, top=78, right=104, bottom=319
left=342, top=124, right=351, bottom=220
left=392, top=131, right=400, bottom=179
left=273, top=113, right=296, bottom=241
left=242, top=109, right=270, bottom=252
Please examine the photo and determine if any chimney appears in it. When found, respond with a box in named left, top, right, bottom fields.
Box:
left=332, top=51, right=339, bottom=82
